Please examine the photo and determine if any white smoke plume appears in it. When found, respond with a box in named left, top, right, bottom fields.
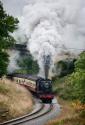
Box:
left=2, top=0, right=85, bottom=77
left=7, top=50, right=20, bottom=73
left=17, top=0, right=85, bottom=77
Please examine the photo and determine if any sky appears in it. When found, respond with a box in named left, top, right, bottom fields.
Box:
left=1, top=0, right=27, bottom=17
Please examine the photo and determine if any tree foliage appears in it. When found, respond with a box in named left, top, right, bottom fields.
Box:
left=0, top=51, right=9, bottom=76
left=17, top=55, right=39, bottom=74
left=56, top=59, right=75, bottom=77
left=63, top=52, right=85, bottom=103
left=0, top=1, right=19, bottom=76
left=75, top=52, right=85, bottom=71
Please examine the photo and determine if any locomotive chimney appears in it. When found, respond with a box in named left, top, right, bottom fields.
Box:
left=43, top=55, right=51, bottom=79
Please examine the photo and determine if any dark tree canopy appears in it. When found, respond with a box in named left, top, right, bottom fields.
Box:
left=0, top=51, right=9, bottom=76
left=17, top=55, right=39, bottom=75
left=0, top=1, right=19, bottom=76
left=0, top=1, right=19, bottom=49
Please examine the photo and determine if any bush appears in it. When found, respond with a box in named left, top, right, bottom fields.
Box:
left=62, top=52, right=85, bottom=104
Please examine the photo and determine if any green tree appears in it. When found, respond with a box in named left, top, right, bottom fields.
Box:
left=63, top=52, right=85, bottom=103
left=0, top=1, right=19, bottom=76
left=75, top=52, right=85, bottom=71
left=17, top=55, right=39, bottom=74
left=0, top=51, right=9, bottom=76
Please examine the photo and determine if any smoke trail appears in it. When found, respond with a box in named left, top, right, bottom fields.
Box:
left=43, top=55, right=51, bottom=79
left=5, top=0, right=85, bottom=77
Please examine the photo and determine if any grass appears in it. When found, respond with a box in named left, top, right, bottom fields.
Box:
left=52, top=116, right=85, bottom=125
left=46, top=97, right=85, bottom=125
left=0, top=78, right=33, bottom=123
left=0, top=84, right=9, bottom=94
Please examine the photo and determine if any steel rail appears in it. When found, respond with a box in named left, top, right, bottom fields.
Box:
left=7, top=104, right=53, bottom=125
left=0, top=104, right=53, bottom=125
left=0, top=102, right=44, bottom=125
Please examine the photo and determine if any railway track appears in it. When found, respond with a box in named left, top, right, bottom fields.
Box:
left=0, top=100, right=53, bottom=125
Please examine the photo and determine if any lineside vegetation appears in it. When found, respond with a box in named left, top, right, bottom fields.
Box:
left=47, top=51, right=85, bottom=125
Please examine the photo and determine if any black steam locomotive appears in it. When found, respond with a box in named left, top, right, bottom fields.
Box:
left=36, top=77, right=54, bottom=103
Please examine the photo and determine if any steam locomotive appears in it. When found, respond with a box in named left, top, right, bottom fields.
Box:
left=36, top=77, right=54, bottom=103
left=8, top=74, right=54, bottom=103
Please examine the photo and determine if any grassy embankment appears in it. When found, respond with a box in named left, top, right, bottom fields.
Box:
left=46, top=76, right=85, bottom=125
left=0, top=78, right=33, bottom=123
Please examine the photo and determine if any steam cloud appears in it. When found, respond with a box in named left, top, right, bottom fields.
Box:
left=17, top=0, right=85, bottom=77
left=3, top=0, right=85, bottom=76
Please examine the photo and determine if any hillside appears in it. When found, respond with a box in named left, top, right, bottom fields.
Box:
left=0, top=78, right=33, bottom=123
left=46, top=52, right=85, bottom=125
left=46, top=77, right=85, bottom=125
